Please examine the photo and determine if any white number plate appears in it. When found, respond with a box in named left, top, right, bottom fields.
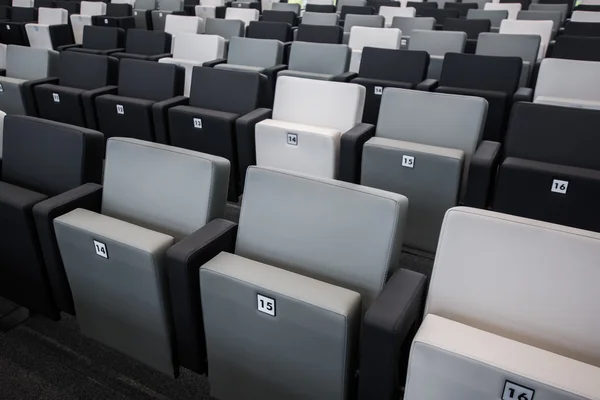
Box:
left=257, top=294, right=275, bottom=316
left=116, top=104, right=124, bottom=115
left=94, top=240, right=108, bottom=259
left=52, top=93, right=60, bottom=103
left=287, top=133, right=298, bottom=146
left=502, top=380, right=534, bottom=400
left=551, top=179, right=568, bottom=194
left=374, top=86, right=383, bottom=95
left=402, top=155, right=414, bottom=168
left=193, top=118, right=202, bottom=129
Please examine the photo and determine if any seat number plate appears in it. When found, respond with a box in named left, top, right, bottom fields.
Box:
left=257, top=294, right=275, bottom=316
left=116, top=104, right=124, bottom=114
left=193, top=118, right=202, bottom=129
left=374, top=86, right=383, bottom=95
left=402, top=155, right=414, bottom=168
left=551, top=179, right=568, bottom=194
left=94, top=240, right=108, bottom=259
left=52, top=93, right=60, bottom=103
left=287, top=133, right=298, bottom=146
left=0, top=84, right=3, bottom=92
left=502, top=380, right=534, bottom=400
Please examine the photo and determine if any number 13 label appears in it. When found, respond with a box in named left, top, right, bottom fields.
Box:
left=502, top=380, right=534, bottom=400
left=257, top=294, right=275, bottom=316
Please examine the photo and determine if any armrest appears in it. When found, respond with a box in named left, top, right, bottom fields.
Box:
left=513, top=87, right=533, bottom=103
left=21, top=76, right=59, bottom=116
left=332, top=71, right=358, bottom=82
left=0, top=69, right=5, bottom=76
left=416, top=78, right=438, bottom=91
left=462, top=140, right=501, bottom=208
left=57, top=43, right=81, bottom=51
left=235, top=107, right=272, bottom=190
left=93, top=48, right=126, bottom=55
left=152, top=95, right=189, bottom=144
left=166, top=218, right=238, bottom=374
left=82, top=85, right=118, bottom=130
left=339, top=123, right=375, bottom=184
left=262, top=64, right=287, bottom=105
left=262, top=63, right=287, bottom=81
left=357, top=268, right=428, bottom=400
left=203, top=58, right=227, bottom=67
left=145, top=53, right=172, bottom=61
left=32, top=183, right=103, bottom=315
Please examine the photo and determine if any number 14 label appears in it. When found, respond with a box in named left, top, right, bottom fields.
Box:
left=502, top=380, right=534, bottom=400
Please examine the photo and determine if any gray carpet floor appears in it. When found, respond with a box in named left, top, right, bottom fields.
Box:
left=0, top=202, right=435, bottom=400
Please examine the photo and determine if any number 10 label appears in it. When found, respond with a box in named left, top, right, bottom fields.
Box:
left=502, top=380, right=535, bottom=400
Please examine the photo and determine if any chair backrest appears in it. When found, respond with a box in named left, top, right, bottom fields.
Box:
left=534, top=58, right=600, bottom=105
left=476, top=32, right=539, bottom=67
left=288, top=41, right=350, bottom=75
left=426, top=207, right=600, bottom=368
left=336, top=0, right=366, bottom=12
left=408, top=29, right=466, bottom=56
left=272, top=76, right=365, bottom=132
left=112, top=0, right=134, bottom=4
left=379, top=5, right=416, bottom=26
left=118, top=57, right=183, bottom=101
left=417, top=8, right=459, bottom=25
left=82, top=25, right=124, bottom=50
left=80, top=1, right=107, bottom=15
left=12, top=0, right=32, bottom=7
left=529, top=2, right=567, bottom=22
left=343, top=14, right=384, bottom=32
left=134, top=0, right=156, bottom=10
left=552, top=35, right=600, bottom=62
left=225, top=7, right=259, bottom=26
left=38, top=7, right=68, bottom=24
left=440, top=53, right=521, bottom=93
left=301, top=11, right=339, bottom=25
left=349, top=26, right=401, bottom=51
left=227, top=36, right=283, bottom=68
left=101, top=138, right=229, bottom=239
left=204, top=17, right=244, bottom=39
left=563, top=21, right=600, bottom=37
left=391, top=16, right=436, bottom=35
left=466, top=8, right=508, bottom=28
left=271, top=2, right=300, bottom=14
left=261, top=10, right=296, bottom=25
left=106, top=2, right=132, bottom=16
left=11, top=6, right=37, bottom=22
left=236, top=166, right=407, bottom=309
left=202, top=0, right=225, bottom=6
left=125, top=28, right=172, bottom=55
left=484, top=2, right=521, bottom=19
left=189, top=66, right=266, bottom=113
left=157, top=0, right=182, bottom=10
left=165, top=14, right=203, bottom=34
left=171, top=33, right=225, bottom=62
left=359, top=47, right=429, bottom=83
left=6, top=45, right=58, bottom=80
left=296, top=24, right=343, bottom=44
left=500, top=19, right=553, bottom=52
left=572, top=10, right=600, bottom=22
left=443, top=2, right=478, bottom=17
left=1, top=115, right=103, bottom=196
left=247, top=21, right=292, bottom=42
left=443, top=17, right=491, bottom=39
left=517, top=10, right=561, bottom=32
left=59, top=51, right=118, bottom=90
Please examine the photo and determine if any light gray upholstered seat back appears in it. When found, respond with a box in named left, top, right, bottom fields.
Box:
left=466, top=9, right=508, bottom=28
left=301, top=11, right=339, bottom=25
left=135, top=0, right=156, bottom=9
left=476, top=32, right=539, bottom=66
left=227, top=36, right=283, bottom=67
left=6, top=45, right=58, bottom=80
left=101, top=138, right=230, bottom=239
left=343, top=14, right=384, bottom=32
left=271, top=2, right=300, bottom=13
left=158, top=0, right=182, bottom=11
left=517, top=10, right=561, bottom=31
left=235, top=166, right=408, bottom=309
left=376, top=89, right=486, bottom=163
left=205, top=17, right=245, bottom=39
left=529, top=3, right=567, bottom=22
left=408, top=29, right=466, bottom=56
left=391, top=16, right=435, bottom=35
left=534, top=58, right=600, bottom=104
left=426, top=207, right=600, bottom=368
left=288, top=42, right=350, bottom=75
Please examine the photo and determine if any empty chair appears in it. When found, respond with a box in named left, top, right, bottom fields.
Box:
left=1, top=6, right=38, bottom=46
left=279, top=41, right=354, bottom=81
left=379, top=6, right=416, bottom=27
left=476, top=32, right=540, bottom=86
left=61, top=26, right=125, bottom=56
left=195, top=0, right=226, bottom=19
left=563, top=21, right=600, bottom=37
left=443, top=18, right=491, bottom=53
left=204, top=17, right=244, bottom=40
left=261, top=10, right=297, bottom=26
left=492, top=102, right=600, bottom=230
left=484, top=2, right=521, bottom=19
left=348, top=26, right=401, bottom=72
left=230, top=0, right=260, bottom=11
left=247, top=20, right=292, bottom=42
left=408, top=29, right=466, bottom=79
left=571, top=10, right=600, bottom=22
left=467, top=9, right=508, bottom=32
left=26, top=8, right=73, bottom=50
left=552, top=35, right=600, bottom=62
left=159, top=34, right=225, bottom=96
left=165, top=14, right=204, bottom=41
left=534, top=58, right=600, bottom=110
left=337, top=0, right=366, bottom=13
left=391, top=16, right=436, bottom=47
left=225, top=7, right=258, bottom=27
left=0, top=116, right=103, bottom=319
left=164, top=67, right=269, bottom=199
left=34, top=52, right=118, bottom=128
left=435, top=53, right=532, bottom=142
left=92, top=1, right=136, bottom=30
left=133, top=0, right=156, bottom=29
left=351, top=47, right=430, bottom=125
left=529, top=2, right=567, bottom=23
left=53, top=137, right=230, bottom=376
left=403, top=207, right=600, bottom=400
left=500, top=19, right=553, bottom=59
left=301, top=11, right=339, bottom=25
left=444, top=2, right=479, bottom=17
left=296, top=24, right=343, bottom=44
left=0, top=45, right=58, bottom=115
left=340, top=5, right=375, bottom=22
left=70, top=1, right=106, bottom=44
left=417, top=8, right=459, bottom=29
left=152, top=0, right=184, bottom=31
left=271, top=2, right=300, bottom=13
left=13, top=0, right=33, bottom=6
left=111, top=29, right=172, bottom=60
left=342, top=14, right=384, bottom=43
left=306, top=0, right=336, bottom=13
left=409, top=1, right=439, bottom=12
left=95, top=58, right=184, bottom=142
left=517, top=10, right=561, bottom=37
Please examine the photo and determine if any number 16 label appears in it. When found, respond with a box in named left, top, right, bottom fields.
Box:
left=551, top=179, right=568, bottom=194
left=502, top=380, right=534, bottom=400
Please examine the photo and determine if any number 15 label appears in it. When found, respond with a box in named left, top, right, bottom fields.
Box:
left=502, top=380, right=534, bottom=400
left=257, top=294, right=275, bottom=316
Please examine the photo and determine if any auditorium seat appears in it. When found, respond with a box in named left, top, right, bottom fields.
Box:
left=295, top=24, right=343, bottom=44
left=348, top=26, right=401, bottom=72
left=337, top=0, right=366, bottom=13
left=26, top=7, right=73, bottom=50
left=204, top=17, right=244, bottom=40
left=551, top=35, right=600, bottom=62
left=246, top=20, right=292, bottom=42
left=271, top=2, right=300, bottom=14
left=70, top=1, right=106, bottom=44
left=0, top=45, right=58, bottom=115
left=278, top=41, right=354, bottom=81
left=378, top=5, right=415, bottom=27
left=164, top=67, right=269, bottom=199
left=60, top=26, right=125, bottom=56
left=571, top=10, right=600, bottom=22
left=110, top=29, right=172, bottom=60
left=402, top=206, right=600, bottom=400
left=194, top=0, right=227, bottom=19
left=444, top=2, right=478, bottom=17
left=499, top=19, right=553, bottom=59
left=300, top=10, right=339, bottom=25
left=492, top=102, right=600, bottom=230
left=0, top=116, right=103, bottom=319
left=443, top=18, right=491, bottom=54
left=53, top=137, right=230, bottom=376
left=562, top=21, right=600, bottom=37
left=92, top=1, right=135, bottom=30
left=342, top=14, right=384, bottom=44
left=133, top=0, right=156, bottom=29
left=1, top=5, right=38, bottom=46
left=467, top=9, right=508, bottom=32
left=261, top=9, right=297, bottom=26
left=351, top=47, right=430, bottom=125
left=305, top=1, right=336, bottom=14
left=230, top=0, right=260, bottom=12
left=34, top=52, right=118, bottom=128
left=159, top=33, right=225, bottom=96
left=528, top=2, right=567, bottom=23
left=485, top=2, right=520, bottom=19
left=416, top=8, right=459, bottom=30
left=390, top=16, right=435, bottom=47
left=225, top=6, right=258, bottom=27
left=95, top=58, right=184, bottom=142
left=164, top=14, right=204, bottom=43
left=517, top=10, right=561, bottom=37
left=408, top=29, right=466, bottom=79
left=152, top=0, right=184, bottom=31
left=533, top=58, right=600, bottom=110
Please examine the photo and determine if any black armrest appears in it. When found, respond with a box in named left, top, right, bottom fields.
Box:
left=462, top=140, right=501, bottom=208
left=0, top=69, right=5, bottom=76
left=82, top=85, right=118, bottom=130
left=203, top=58, right=227, bottom=67
left=416, top=78, right=438, bottom=91
left=152, top=95, right=189, bottom=144
left=57, top=43, right=81, bottom=52
left=21, top=76, right=59, bottom=116
left=166, top=218, right=238, bottom=374
left=32, top=183, right=103, bottom=315
left=332, top=71, right=358, bottom=82
left=339, top=123, right=375, bottom=184
left=262, top=63, right=287, bottom=105
left=357, top=268, right=428, bottom=400
left=513, top=87, right=533, bottom=103
left=145, top=52, right=172, bottom=61
left=235, top=107, right=272, bottom=190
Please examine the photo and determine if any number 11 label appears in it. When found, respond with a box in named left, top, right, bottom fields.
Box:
left=257, top=294, right=275, bottom=316
left=502, top=380, right=535, bottom=400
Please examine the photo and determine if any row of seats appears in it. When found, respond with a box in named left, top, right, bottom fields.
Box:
left=0, top=115, right=598, bottom=399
